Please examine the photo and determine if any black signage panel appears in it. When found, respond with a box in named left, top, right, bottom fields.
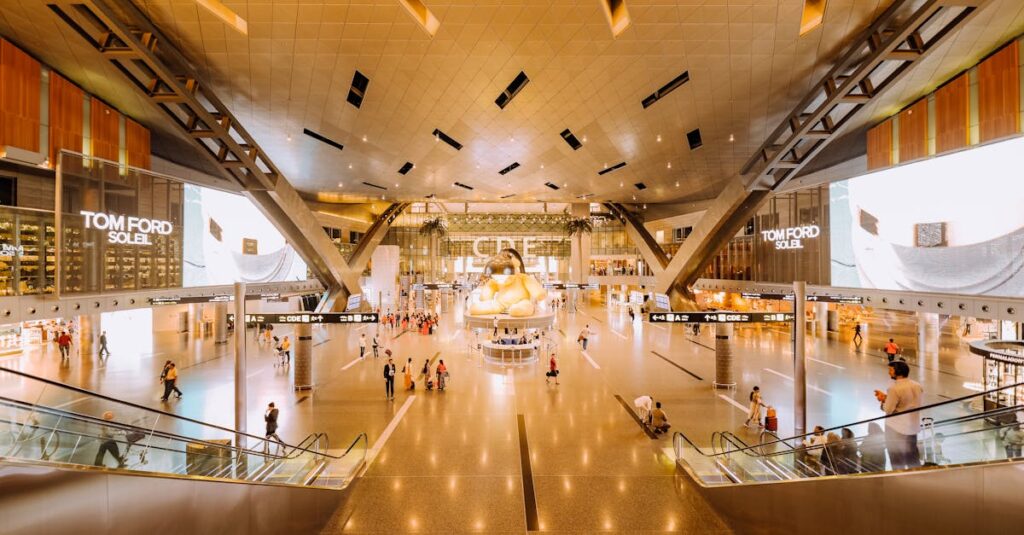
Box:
left=150, top=292, right=283, bottom=306
left=228, top=313, right=379, bottom=324
left=412, top=283, right=464, bottom=290
left=740, top=292, right=863, bottom=304
left=648, top=312, right=795, bottom=323
left=544, top=282, right=599, bottom=290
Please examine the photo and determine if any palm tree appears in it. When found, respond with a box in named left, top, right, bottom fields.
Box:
left=565, top=217, right=593, bottom=237
left=419, top=216, right=448, bottom=238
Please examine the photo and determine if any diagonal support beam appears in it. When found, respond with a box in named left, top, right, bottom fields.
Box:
left=646, top=0, right=986, bottom=308
left=49, top=0, right=374, bottom=301
left=603, top=202, right=668, bottom=276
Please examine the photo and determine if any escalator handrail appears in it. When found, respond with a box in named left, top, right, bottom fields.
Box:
left=674, top=380, right=1024, bottom=459
left=0, top=364, right=333, bottom=458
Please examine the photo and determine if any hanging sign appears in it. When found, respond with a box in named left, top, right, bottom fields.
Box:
left=648, top=312, right=795, bottom=323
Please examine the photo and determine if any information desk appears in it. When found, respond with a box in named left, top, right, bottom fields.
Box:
left=480, top=341, right=539, bottom=364
left=464, top=311, right=555, bottom=331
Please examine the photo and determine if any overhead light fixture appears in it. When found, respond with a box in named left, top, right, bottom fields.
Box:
left=656, top=134, right=662, bottom=142
left=600, top=0, right=632, bottom=38
left=729, top=133, right=735, bottom=142
left=348, top=164, right=353, bottom=169
left=675, top=181, right=679, bottom=187
left=362, top=135, right=368, bottom=142
left=799, top=0, right=827, bottom=36
left=667, top=162, right=672, bottom=169
left=286, top=134, right=291, bottom=142
left=398, top=0, right=441, bottom=37
left=195, top=0, right=248, bottom=35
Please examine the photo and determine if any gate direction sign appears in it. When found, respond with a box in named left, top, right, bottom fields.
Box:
left=648, top=312, right=795, bottom=323
left=740, top=292, right=863, bottom=304
left=543, top=282, right=599, bottom=290
left=229, top=313, right=379, bottom=324
left=412, top=283, right=465, bottom=290
left=150, top=293, right=281, bottom=306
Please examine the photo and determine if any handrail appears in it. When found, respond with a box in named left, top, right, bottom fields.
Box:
left=675, top=381, right=1024, bottom=459
left=0, top=365, right=336, bottom=459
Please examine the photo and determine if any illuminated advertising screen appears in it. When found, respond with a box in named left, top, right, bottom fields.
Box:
left=183, top=184, right=307, bottom=287
left=830, top=136, right=1024, bottom=297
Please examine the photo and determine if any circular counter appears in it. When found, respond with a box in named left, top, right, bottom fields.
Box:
left=464, top=311, right=555, bottom=331
left=480, top=341, right=539, bottom=364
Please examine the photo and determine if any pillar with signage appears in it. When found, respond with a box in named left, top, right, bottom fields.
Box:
left=714, top=323, right=735, bottom=389
left=294, top=323, right=313, bottom=390
left=188, top=303, right=203, bottom=337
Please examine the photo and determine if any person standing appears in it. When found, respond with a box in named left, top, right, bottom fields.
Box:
left=745, top=386, right=765, bottom=428
left=383, top=358, right=396, bottom=400
left=546, top=353, right=560, bottom=385
left=93, top=411, right=125, bottom=468
left=436, top=359, right=448, bottom=391
left=161, top=362, right=183, bottom=401
left=57, top=330, right=72, bottom=361
left=403, top=357, right=414, bottom=390
left=372, top=333, right=380, bottom=358
left=281, top=336, right=291, bottom=363
left=874, top=361, right=923, bottom=470
left=853, top=324, right=863, bottom=347
left=98, top=330, right=110, bottom=359
left=264, top=402, right=283, bottom=454
left=359, top=333, right=367, bottom=359
left=884, top=338, right=901, bottom=362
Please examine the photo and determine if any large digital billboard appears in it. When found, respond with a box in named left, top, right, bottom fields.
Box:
left=830, top=136, right=1024, bottom=297
left=183, top=185, right=307, bottom=287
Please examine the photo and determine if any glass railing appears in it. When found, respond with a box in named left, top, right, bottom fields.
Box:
left=674, top=383, right=1024, bottom=486
left=0, top=365, right=367, bottom=488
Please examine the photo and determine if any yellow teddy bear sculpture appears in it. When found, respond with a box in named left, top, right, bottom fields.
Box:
left=469, top=272, right=548, bottom=317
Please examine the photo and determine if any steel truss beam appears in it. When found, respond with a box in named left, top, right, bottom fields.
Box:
left=658, top=0, right=986, bottom=305
left=49, top=0, right=387, bottom=300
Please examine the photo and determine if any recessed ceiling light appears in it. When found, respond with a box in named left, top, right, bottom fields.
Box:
left=632, top=195, right=636, bottom=201
left=337, top=182, right=343, bottom=187
left=729, top=134, right=735, bottom=142
left=582, top=135, right=588, bottom=142
left=656, top=134, right=662, bottom=142
left=286, top=134, right=291, bottom=142
left=619, top=182, right=623, bottom=188
left=603, top=163, right=608, bottom=169
left=395, top=183, right=399, bottom=187
left=348, top=164, right=352, bottom=169
left=675, top=181, right=679, bottom=187
left=540, top=164, right=544, bottom=169
left=643, top=203, right=647, bottom=209
left=562, top=183, right=567, bottom=188
left=362, top=135, right=368, bottom=142
left=509, top=137, right=514, bottom=142
left=667, top=162, right=672, bottom=169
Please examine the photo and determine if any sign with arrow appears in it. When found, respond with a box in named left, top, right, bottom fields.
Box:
left=740, top=292, right=863, bottom=304
left=648, top=312, right=795, bottom=323
left=228, top=312, right=379, bottom=324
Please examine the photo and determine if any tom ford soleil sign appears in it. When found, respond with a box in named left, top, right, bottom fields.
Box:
left=760, top=225, right=820, bottom=250
left=80, top=210, right=174, bottom=245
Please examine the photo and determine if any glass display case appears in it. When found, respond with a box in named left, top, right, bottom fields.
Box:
left=971, top=340, right=1024, bottom=423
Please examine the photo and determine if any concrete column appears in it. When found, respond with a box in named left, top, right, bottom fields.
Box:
left=213, top=302, right=229, bottom=344
left=77, top=314, right=99, bottom=356
left=917, top=312, right=927, bottom=358
left=188, top=303, right=203, bottom=337
left=713, top=323, right=735, bottom=388
left=233, top=282, right=247, bottom=448
left=794, top=281, right=807, bottom=437
left=816, top=303, right=828, bottom=337
left=294, top=323, right=313, bottom=391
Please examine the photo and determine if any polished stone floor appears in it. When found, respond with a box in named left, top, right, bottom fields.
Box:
left=0, top=298, right=988, bottom=533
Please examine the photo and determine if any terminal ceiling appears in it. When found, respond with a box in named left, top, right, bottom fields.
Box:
left=2, top=1, right=1023, bottom=207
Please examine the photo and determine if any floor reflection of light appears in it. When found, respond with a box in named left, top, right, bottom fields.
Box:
left=582, top=448, right=589, bottom=466
left=449, top=476, right=457, bottom=492
left=562, top=476, right=571, bottom=491
left=393, top=480, right=402, bottom=490
left=617, top=479, right=626, bottom=493
left=409, top=517, right=419, bottom=529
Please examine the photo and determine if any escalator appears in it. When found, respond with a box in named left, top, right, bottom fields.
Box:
left=0, top=366, right=367, bottom=533
left=673, top=383, right=1024, bottom=533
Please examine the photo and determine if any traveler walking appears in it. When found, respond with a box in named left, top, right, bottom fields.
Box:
left=883, top=338, right=901, bottom=362
left=93, top=411, right=125, bottom=468
left=1002, top=424, right=1024, bottom=458
left=57, top=330, right=72, bottom=360
left=546, top=353, right=560, bottom=384
left=384, top=358, right=396, bottom=400
left=264, top=402, right=284, bottom=454
left=372, top=333, right=380, bottom=358
left=160, top=362, right=183, bottom=401
left=359, top=333, right=367, bottom=359
left=98, top=330, right=110, bottom=359
left=578, top=324, right=593, bottom=351
left=853, top=324, right=863, bottom=347
left=745, top=386, right=765, bottom=428
left=874, top=360, right=923, bottom=470
left=280, top=335, right=291, bottom=363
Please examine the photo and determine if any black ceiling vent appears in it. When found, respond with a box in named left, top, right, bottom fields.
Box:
left=425, top=193, right=436, bottom=199
left=362, top=181, right=387, bottom=190
left=559, top=128, right=582, bottom=150
left=346, top=70, right=369, bottom=108
left=597, top=161, right=627, bottom=175
left=500, top=193, right=516, bottom=199
left=634, top=182, right=647, bottom=190
left=398, top=162, right=414, bottom=175
left=544, top=182, right=560, bottom=190
left=576, top=193, right=594, bottom=199
left=432, top=129, right=463, bottom=150
left=686, top=128, right=703, bottom=150
left=495, top=71, right=529, bottom=109
left=498, top=162, right=520, bottom=175
left=641, top=71, right=690, bottom=109
left=453, top=181, right=474, bottom=190
left=303, top=128, right=344, bottom=152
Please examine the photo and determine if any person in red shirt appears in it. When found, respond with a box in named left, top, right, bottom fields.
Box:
left=546, top=353, right=560, bottom=385
left=884, top=339, right=901, bottom=362
left=57, top=331, right=72, bottom=361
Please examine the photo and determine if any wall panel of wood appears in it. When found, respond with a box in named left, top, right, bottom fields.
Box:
left=898, top=99, right=928, bottom=162
left=89, top=97, right=120, bottom=162
left=125, top=118, right=150, bottom=170
left=866, top=119, right=893, bottom=170
left=978, top=43, right=1020, bottom=142
left=49, top=72, right=84, bottom=165
left=934, top=74, right=969, bottom=154
left=0, top=39, right=41, bottom=152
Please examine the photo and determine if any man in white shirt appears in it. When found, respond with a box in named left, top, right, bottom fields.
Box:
left=874, top=361, right=924, bottom=470
left=359, top=333, right=367, bottom=359
left=579, top=324, right=593, bottom=350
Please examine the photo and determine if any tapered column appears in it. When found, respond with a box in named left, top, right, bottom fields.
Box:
left=794, top=281, right=807, bottom=437
left=77, top=314, right=99, bottom=356
left=214, top=302, right=229, bottom=344
left=713, top=323, right=735, bottom=388
left=188, top=303, right=203, bottom=337
left=233, top=282, right=247, bottom=447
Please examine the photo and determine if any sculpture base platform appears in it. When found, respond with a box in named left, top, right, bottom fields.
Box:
left=464, top=311, right=555, bottom=331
